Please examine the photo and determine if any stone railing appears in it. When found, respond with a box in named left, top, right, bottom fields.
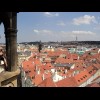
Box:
left=0, top=69, right=20, bottom=87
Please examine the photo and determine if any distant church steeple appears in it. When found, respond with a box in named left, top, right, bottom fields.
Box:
left=76, top=35, right=77, bottom=41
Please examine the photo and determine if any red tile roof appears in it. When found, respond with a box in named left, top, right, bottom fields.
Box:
left=41, top=63, right=54, bottom=71
left=22, top=60, right=35, bottom=71
left=74, top=70, right=91, bottom=86
left=86, top=66, right=97, bottom=76
left=33, top=74, right=43, bottom=86
left=55, top=57, right=73, bottom=64
left=70, top=53, right=78, bottom=60
left=93, top=63, right=100, bottom=69
left=56, top=77, right=77, bottom=87
left=43, top=72, right=52, bottom=79
left=38, top=77, right=56, bottom=87
left=33, top=58, right=42, bottom=66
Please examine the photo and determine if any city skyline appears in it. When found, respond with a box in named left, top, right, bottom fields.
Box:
left=0, top=12, right=100, bottom=43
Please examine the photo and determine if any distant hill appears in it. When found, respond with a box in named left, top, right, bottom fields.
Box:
left=19, top=41, right=100, bottom=45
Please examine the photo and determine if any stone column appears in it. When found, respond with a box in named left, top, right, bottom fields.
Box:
left=4, top=12, right=18, bottom=71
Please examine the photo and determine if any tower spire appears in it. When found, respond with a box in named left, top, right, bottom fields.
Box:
left=76, top=35, right=77, bottom=41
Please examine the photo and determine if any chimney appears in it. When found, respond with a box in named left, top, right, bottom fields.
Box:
left=42, top=74, right=45, bottom=80
left=37, top=68, right=40, bottom=74
left=65, top=69, right=67, bottom=73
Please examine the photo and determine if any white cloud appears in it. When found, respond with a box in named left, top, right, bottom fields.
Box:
left=33, top=29, right=53, bottom=35
left=72, top=31, right=95, bottom=35
left=33, top=29, right=39, bottom=33
left=57, top=21, right=66, bottom=26
left=44, top=12, right=59, bottom=17
left=73, top=15, right=97, bottom=25
left=32, top=29, right=97, bottom=42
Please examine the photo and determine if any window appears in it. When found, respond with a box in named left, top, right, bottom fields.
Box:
left=89, top=71, right=92, bottom=74
left=85, top=75, right=87, bottom=77
left=32, top=76, right=34, bottom=79
left=25, top=71, right=28, bottom=73
left=89, top=72, right=91, bottom=74
left=80, top=78, right=83, bottom=80
left=78, top=80, right=80, bottom=82
left=83, top=76, right=85, bottom=78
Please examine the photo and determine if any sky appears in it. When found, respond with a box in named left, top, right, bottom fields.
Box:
left=0, top=12, right=100, bottom=43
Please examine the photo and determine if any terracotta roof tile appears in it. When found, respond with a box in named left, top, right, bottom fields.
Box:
left=56, top=77, right=77, bottom=87
left=86, top=66, right=97, bottom=76
left=74, top=70, right=91, bottom=85
left=33, top=74, right=43, bottom=86
left=22, top=60, right=35, bottom=71
left=93, top=64, right=100, bottom=69
left=38, top=77, right=56, bottom=87
left=55, top=57, right=73, bottom=64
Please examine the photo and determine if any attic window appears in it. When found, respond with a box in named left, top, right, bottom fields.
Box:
left=83, top=76, right=85, bottom=78
left=78, top=80, right=80, bottom=82
left=89, top=71, right=92, bottom=74
left=85, top=75, right=87, bottom=77
left=32, top=76, right=35, bottom=79
left=93, top=69, right=95, bottom=71
left=80, top=78, right=83, bottom=80
left=25, top=71, right=28, bottom=73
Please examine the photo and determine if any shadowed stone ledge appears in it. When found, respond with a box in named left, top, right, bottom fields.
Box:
left=0, top=69, right=20, bottom=87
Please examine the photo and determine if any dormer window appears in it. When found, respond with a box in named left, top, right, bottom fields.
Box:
left=32, top=76, right=35, bottom=79
left=83, top=76, right=85, bottom=78
left=89, top=72, right=91, bottom=74
left=80, top=78, right=83, bottom=80
left=25, top=71, right=28, bottom=73
left=78, top=80, right=80, bottom=82
left=85, top=75, right=87, bottom=77
left=89, top=71, right=92, bottom=74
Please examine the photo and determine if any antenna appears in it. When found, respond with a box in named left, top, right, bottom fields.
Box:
left=76, top=35, right=77, bottom=41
